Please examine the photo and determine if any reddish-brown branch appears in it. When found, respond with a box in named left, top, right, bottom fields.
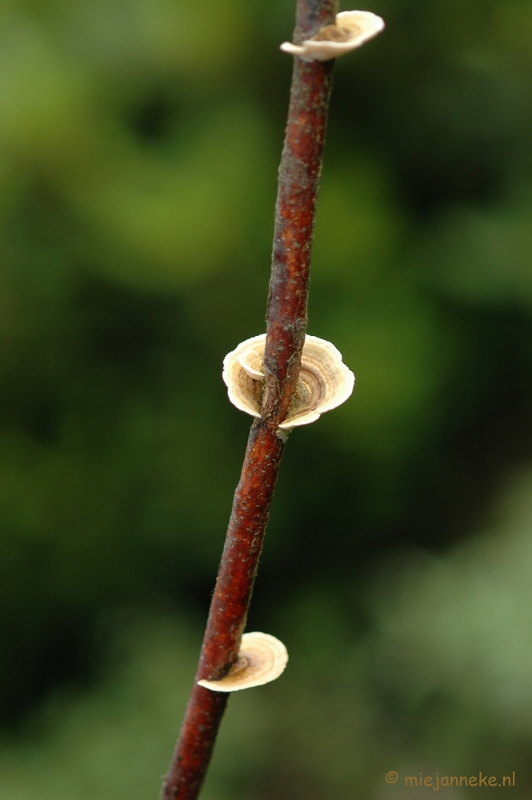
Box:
left=160, top=1, right=337, bottom=797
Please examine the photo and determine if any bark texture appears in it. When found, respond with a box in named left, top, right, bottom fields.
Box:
left=160, top=1, right=337, bottom=796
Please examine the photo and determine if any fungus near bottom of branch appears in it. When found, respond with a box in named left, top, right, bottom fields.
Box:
left=222, top=334, right=355, bottom=429
left=280, top=10, right=385, bottom=62
left=198, top=632, right=288, bottom=692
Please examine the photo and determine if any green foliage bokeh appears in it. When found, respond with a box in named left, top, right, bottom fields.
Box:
left=3, top=0, right=532, bottom=797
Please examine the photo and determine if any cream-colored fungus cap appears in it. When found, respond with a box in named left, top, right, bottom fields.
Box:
left=222, top=333, right=354, bottom=429
left=280, top=10, right=385, bottom=62
left=197, top=632, right=288, bottom=692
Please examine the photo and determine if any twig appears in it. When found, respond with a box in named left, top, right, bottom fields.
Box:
left=160, top=1, right=337, bottom=797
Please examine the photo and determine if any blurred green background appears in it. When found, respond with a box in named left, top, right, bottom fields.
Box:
left=2, top=0, right=532, bottom=797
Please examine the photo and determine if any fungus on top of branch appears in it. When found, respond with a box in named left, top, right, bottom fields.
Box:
left=280, top=10, right=384, bottom=62
left=222, top=333, right=355, bottom=429
left=198, top=632, right=288, bottom=692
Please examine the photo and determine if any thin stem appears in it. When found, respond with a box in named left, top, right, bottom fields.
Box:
left=160, top=1, right=337, bottom=797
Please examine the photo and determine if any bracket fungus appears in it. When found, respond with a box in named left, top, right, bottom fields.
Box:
left=197, top=632, right=288, bottom=692
left=280, top=10, right=385, bottom=62
left=223, top=333, right=354, bottom=429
